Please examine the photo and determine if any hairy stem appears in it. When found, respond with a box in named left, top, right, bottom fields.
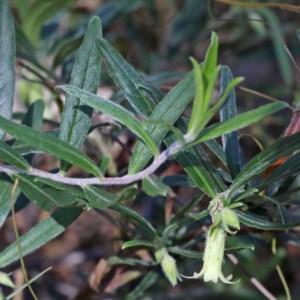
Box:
left=0, top=140, right=182, bottom=186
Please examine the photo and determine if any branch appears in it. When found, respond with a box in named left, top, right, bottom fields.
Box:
left=0, top=141, right=182, bottom=186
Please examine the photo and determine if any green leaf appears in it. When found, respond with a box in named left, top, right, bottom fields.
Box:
left=230, top=188, right=258, bottom=203
left=142, top=177, right=171, bottom=197
left=22, top=0, right=75, bottom=45
left=0, top=207, right=82, bottom=268
left=7, top=267, right=51, bottom=299
left=99, top=154, right=110, bottom=174
left=236, top=210, right=300, bottom=230
left=15, top=175, right=79, bottom=211
left=226, top=237, right=255, bottom=253
left=126, top=272, right=158, bottom=300
left=168, top=247, right=203, bottom=259
left=164, top=119, right=225, bottom=197
left=202, top=76, right=243, bottom=127
left=0, top=141, right=29, bottom=170
left=259, top=8, right=293, bottom=87
left=95, top=37, right=155, bottom=117
left=0, top=179, right=19, bottom=228
left=170, top=195, right=203, bottom=224
left=122, top=240, right=156, bottom=250
left=201, top=66, right=222, bottom=123
left=83, top=185, right=118, bottom=209
left=230, top=132, right=300, bottom=194
left=34, top=177, right=86, bottom=199
left=59, top=17, right=102, bottom=156
left=58, top=85, right=159, bottom=156
left=0, top=116, right=102, bottom=177
left=202, top=32, right=219, bottom=80
left=20, top=100, right=45, bottom=129
left=189, top=102, right=288, bottom=146
left=108, top=256, right=155, bottom=267
left=171, top=146, right=223, bottom=197
left=0, top=177, right=23, bottom=227
left=128, top=69, right=195, bottom=174
left=187, top=57, right=204, bottom=137
left=259, top=151, right=300, bottom=190
left=204, top=139, right=227, bottom=166
left=0, top=0, right=15, bottom=140
left=110, top=204, right=158, bottom=240
left=10, top=100, right=45, bottom=156
left=220, top=66, right=241, bottom=179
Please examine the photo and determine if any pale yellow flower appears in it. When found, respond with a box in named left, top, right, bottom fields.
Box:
left=182, top=227, right=236, bottom=284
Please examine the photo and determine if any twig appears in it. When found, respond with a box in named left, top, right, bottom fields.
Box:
left=18, top=61, right=57, bottom=92
left=238, top=86, right=286, bottom=104
left=0, top=140, right=182, bottom=186
left=272, top=238, right=291, bottom=300
left=227, top=253, right=277, bottom=300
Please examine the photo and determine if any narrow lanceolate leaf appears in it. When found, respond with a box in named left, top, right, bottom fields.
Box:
left=220, top=66, right=241, bottom=179
left=190, top=102, right=289, bottom=146
left=110, top=204, right=158, bottom=240
left=236, top=210, right=300, bottom=230
left=95, top=37, right=155, bottom=117
left=0, top=141, right=29, bottom=170
left=22, top=0, right=75, bottom=45
left=202, top=76, right=243, bottom=128
left=168, top=247, right=203, bottom=259
left=128, top=70, right=195, bottom=174
left=230, top=132, right=300, bottom=194
left=0, top=116, right=102, bottom=177
left=121, top=240, right=156, bottom=250
left=186, top=57, right=204, bottom=138
left=0, top=207, right=82, bottom=268
left=21, top=99, right=45, bottom=129
left=83, top=185, right=118, bottom=209
left=59, top=17, right=102, bottom=152
left=171, top=145, right=222, bottom=197
left=0, top=0, right=15, bottom=140
left=126, top=272, right=158, bottom=300
left=59, top=85, right=159, bottom=156
left=164, top=119, right=225, bottom=197
left=142, top=177, right=171, bottom=197
left=259, top=151, right=300, bottom=189
left=0, top=178, right=20, bottom=228
left=15, top=175, right=79, bottom=211
left=202, top=32, right=219, bottom=80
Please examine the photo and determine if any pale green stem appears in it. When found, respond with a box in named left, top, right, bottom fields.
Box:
left=10, top=179, right=38, bottom=300
left=272, top=238, right=291, bottom=300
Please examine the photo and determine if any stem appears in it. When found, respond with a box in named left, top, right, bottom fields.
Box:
left=272, top=238, right=291, bottom=300
left=0, top=140, right=182, bottom=186
left=10, top=179, right=39, bottom=300
left=227, top=254, right=277, bottom=300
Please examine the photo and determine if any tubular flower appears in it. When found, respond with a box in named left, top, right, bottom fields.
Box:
left=183, top=226, right=235, bottom=284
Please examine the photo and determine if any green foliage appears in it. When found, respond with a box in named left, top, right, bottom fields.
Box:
left=0, top=208, right=82, bottom=268
left=0, top=2, right=299, bottom=299
left=59, top=17, right=102, bottom=154
left=0, top=0, right=15, bottom=140
left=58, top=85, right=159, bottom=156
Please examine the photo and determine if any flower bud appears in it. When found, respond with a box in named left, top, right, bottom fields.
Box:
left=155, top=249, right=163, bottom=263
left=222, top=208, right=240, bottom=234
left=160, top=248, right=181, bottom=287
